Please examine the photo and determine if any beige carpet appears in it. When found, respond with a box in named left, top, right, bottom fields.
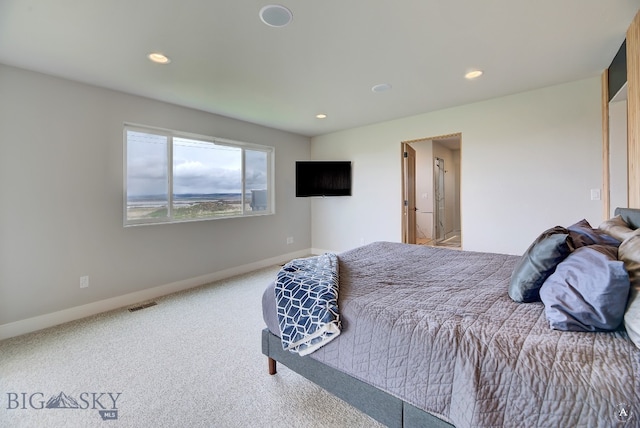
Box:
left=0, top=266, right=383, bottom=428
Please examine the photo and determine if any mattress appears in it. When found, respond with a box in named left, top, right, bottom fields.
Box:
left=262, top=242, right=640, bottom=427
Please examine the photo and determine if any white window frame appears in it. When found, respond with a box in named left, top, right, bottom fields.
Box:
left=123, top=124, right=275, bottom=226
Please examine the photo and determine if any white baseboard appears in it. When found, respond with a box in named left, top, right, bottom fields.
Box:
left=0, top=249, right=311, bottom=341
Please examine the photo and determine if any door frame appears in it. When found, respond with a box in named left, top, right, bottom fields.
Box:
left=401, top=133, right=462, bottom=245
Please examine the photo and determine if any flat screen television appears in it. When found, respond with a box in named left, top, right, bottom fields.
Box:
left=295, top=161, right=351, bottom=197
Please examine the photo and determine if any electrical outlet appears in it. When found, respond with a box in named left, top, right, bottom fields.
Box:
left=286, top=237, right=294, bottom=244
left=80, top=276, right=89, bottom=289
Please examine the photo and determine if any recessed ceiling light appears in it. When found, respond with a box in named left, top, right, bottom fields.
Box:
left=465, top=70, right=483, bottom=80
left=371, top=83, right=392, bottom=93
left=316, top=114, right=327, bottom=119
left=148, top=52, right=171, bottom=64
left=260, top=5, right=293, bottom=27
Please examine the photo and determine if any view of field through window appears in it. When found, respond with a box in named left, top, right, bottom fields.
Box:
left=126, top=129, right=270, bottom=224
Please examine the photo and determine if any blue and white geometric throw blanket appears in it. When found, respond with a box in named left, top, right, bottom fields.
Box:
left=275, top=253, right=341, bottom=356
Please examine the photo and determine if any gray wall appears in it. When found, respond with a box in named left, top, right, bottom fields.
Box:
left=0, top=64, right=311, bottom=326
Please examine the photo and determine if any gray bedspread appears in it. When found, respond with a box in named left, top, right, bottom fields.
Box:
left=265, top=241, right=640, bottom=427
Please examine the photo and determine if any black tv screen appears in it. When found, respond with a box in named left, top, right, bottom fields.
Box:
left=296, top=161, right=351, bottom=197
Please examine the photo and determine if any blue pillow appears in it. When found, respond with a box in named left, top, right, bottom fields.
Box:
left=508, top=226, right=575, bottom=303
left=539, top=245, right=630, bottom=332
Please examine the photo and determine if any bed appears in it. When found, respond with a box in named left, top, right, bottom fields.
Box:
left=261, top=208, right=640, bottom=427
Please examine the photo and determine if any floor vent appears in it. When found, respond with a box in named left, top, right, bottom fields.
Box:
left=128, top=301, right=158, bottom=312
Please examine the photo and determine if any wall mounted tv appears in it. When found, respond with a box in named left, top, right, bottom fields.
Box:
left=295, top=161, right=352, bottom=197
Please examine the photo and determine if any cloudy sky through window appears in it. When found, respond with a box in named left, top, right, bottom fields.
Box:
left=127, top=131, right=268, bottom=197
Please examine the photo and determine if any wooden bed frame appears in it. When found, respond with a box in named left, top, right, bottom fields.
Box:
left=262, top=328, right=454, bottom=428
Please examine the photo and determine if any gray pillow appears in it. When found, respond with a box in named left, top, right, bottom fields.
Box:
left=508, top=226, right=575, bottom=303
left=539, top=245, right=630, bottom=332
left=568, top=219, right=620, bottom=247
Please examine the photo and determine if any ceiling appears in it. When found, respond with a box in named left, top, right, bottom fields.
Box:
left=0, top=1, right=638, bottom=137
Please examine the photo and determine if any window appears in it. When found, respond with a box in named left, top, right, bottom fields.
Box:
left=124, top=125, right=274, bottom=226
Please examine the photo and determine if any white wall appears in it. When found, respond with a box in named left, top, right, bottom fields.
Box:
left=0, top=64, right=311, bottom=329
left=610, top=98, right=628, bottom=216
left=311, top=77, right=604, bottom=255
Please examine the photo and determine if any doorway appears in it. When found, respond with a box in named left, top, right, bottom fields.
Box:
left=401, top=133, right=461, bottom=248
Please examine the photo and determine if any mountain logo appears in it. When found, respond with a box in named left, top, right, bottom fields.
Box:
left=6, top=390, right=120, bottom=420
left=45, top=392, right=80, bottom=409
